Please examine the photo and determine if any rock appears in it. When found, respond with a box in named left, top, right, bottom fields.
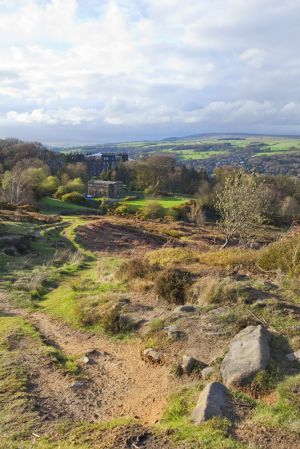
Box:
left=173, top=304, right=197, bottom=314
left=201, top=366, right=217, bottom=380
left=191, top=382, right=231, bottom=424
left=143, top=348, right=161, bottom=364
left=181, top=356, right=196, bottom=374
left=70, top=381, right=85, bottom=389
left=221, top=325, right=271, bottom=388
left=286, top=349, right=300, bottom=362
left=80, top=355, right=90, bottom=364
left=163, top=325, right=184, bottom=339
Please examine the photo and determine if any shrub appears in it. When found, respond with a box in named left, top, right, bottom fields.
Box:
left=257, top=234, right=300, bottom=275
left=117, top=257, right=157, bottom=280
left=141, top=201, right=166, bottom=219
left=102, top=305, right=134, bottom=335
left=74, top=299, right=102, bottom=327
left=154, top=268, right=192, bottom=304
left=114, top=204, right=133, bottom=216
left=191, top=275, right=239, bottom=306
left=61, top=191, right=87, bottom=206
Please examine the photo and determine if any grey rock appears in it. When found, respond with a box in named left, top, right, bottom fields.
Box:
left=181, top=356, right=196, bottom=374
left=80, top=355, right=90, bottom=364
left=286, top=349, right=300, bottom=362
left=173, top=305, right=197, bottom=314
left=70, top=381, right=85, bottom=389
left=221, top=325, right=271, bottom=388
left=201, top=366, right=217, bottom=380
left=143, top=348, right=161, bottom=363
left=163, top=325, right=184, bottom=339
left=191, top=382, right=231, bottom=424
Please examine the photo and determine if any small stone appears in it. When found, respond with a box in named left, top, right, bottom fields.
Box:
left=81, top=355, right=90, bottom=364
left=201, top=366, right=216, bottom=380
left=181, top=356, right=196, bottom=374
left=163, top=325, right=184, bottom=339
left=70, top=381, right=85, bottom=389
left=143, top=348, right=161, bottom=363
left=173, top=305, right=197, bottom=314
left=286, top=349, right=300, bottom=362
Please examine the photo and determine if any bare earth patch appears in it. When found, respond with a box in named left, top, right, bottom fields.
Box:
left=76, top=219, right=169, bottom=254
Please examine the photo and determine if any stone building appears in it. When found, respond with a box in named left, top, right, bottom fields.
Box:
left=86, top=153, right=128, bottom=179
left=87, top=180, right=123, bottom=198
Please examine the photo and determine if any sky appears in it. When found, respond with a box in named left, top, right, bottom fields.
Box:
left=0, top=0, right=300, bottom=145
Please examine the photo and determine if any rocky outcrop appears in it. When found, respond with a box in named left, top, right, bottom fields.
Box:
left=221, top=325, right=271, bottom=388
left=191, top=382, right=231, bottom=424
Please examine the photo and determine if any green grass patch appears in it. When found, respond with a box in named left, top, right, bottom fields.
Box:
left=39, top=197, right=94, bottom=214
left=42, top=258, right=125, bottom=331
left=251, top=374, right=300, bottom=432
left=160, top=385, right=246, bottom=448
left=123, top=196, right=191, bottom=212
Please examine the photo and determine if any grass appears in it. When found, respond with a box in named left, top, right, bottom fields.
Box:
left=250, top=374, right=300, bottom=432
left=161, top=149, right=229, bottom=160
left=147, top=247, right=201, bottom=266
left=39, top=197, right=95, bottom=214
left=42, top=258, right=125, bottom=331
left=201, top=247, right=258, bottom=268
left=123, top=195, right=191, bottom=212
left=159, top=385, right=246, bottom=448
left=0, top=316, right=42, bottom=442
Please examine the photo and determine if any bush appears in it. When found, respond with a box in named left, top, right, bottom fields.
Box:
left=191, top=275, right=239, bottom=306
left=118, top=257, right=157, bottom=280
left=257, top=234, right=300, bottom=275
left=61, top=191, right=87, bottom=206
left=154, top=268, right=192, bottom=304
left=102, top=305, right=134, bottom=335
left=141, top=201, right=166, bottom=219
left=114, top=204, right=133, bottom=216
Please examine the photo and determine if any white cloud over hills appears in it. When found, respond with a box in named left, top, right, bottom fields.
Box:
left=0, top=0, right=300, bottom=143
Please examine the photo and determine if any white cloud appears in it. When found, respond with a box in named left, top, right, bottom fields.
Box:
left=0, top=0, right=300, bottom=142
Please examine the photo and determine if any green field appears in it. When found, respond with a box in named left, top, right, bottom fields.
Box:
left=39, top=197, right=94, bottom=213
left=123, top=196, right=191, bottom=211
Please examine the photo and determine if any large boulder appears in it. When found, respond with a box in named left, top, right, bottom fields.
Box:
left=191, top=382, right=231, bottom=424
left=221, top=325, right=271, bottom=388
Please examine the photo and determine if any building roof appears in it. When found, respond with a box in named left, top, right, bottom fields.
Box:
left=88, top=180, right=122, bottom=185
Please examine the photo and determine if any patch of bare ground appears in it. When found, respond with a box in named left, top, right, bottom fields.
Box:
left=235, top=424, right=300, bottom=449
left=75, top=218, right=173, bottom=254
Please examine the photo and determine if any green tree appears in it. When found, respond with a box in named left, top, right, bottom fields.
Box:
left=215, top=170, right=268, bottom=247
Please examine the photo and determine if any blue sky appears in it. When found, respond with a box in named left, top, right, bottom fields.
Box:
left=0, top=0, right=300, bottom=144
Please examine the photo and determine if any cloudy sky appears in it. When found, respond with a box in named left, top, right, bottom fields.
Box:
left=0, top=0, right=300, bottom=144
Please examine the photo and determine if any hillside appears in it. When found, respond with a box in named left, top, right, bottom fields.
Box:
left=0, top=205, right=300, bottom=449
left=53, top=133, right=300, bottom=176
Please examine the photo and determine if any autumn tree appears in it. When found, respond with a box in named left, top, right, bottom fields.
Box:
left=215, top=170, right=269, bottom=247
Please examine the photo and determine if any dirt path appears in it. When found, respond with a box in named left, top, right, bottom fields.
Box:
left=29, top=310, right=174, bottom=424
left=0, top=289, right=175, bottom=425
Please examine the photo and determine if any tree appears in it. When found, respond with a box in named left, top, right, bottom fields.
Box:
left=215, top=170, right=268, bottom=247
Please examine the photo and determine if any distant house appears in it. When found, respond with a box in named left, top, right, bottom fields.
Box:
left=87, top=180, right=123, bottom=198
